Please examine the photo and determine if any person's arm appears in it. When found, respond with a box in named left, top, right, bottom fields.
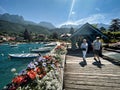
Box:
left=100, top=41, right=102, bottom=50
left=81, top=43, right=83, bottom=49
left=92, top=42, right=94, bottom=50
left=86, top=43, right=88, bottom=51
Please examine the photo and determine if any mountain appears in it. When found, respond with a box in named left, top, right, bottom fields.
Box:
left=50, top=28, right=71, bottom=35
left=39, top=22, right=55, bottom=29
left=0, top=13, right=56, bottom=29
left=0, top=13, right=25, bottom=24
left=60, top=24, right=78, bottom=29
left=0, top=13, right=39, bottom=25
left=96, top=23, right=109, bottom=29
left=60, top=23, right=110, bottom=30
left=0, top=20, right=50, bottom=35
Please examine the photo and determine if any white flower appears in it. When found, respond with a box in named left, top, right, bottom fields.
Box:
left=14, top=73, right=18, bottom=76
left=51, top=86, right=56, bottom=90
left=42, top=62, right=47, bottom=67
left=38, top=57, right=43, bottom=62
left=27, top=62, right=36, bottom=69
left=34, top=61, right=38, bottom=66
left=51, top=64, right=55, bottom=68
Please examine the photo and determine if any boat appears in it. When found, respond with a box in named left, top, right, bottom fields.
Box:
left=9, top=43, right=18, bottom=47
left=8, top=53, right=39, bottom=59
left=44, top=42, right=57, bottom=47
left=10, top=44, right=18, bottom=47
left=31, top=47, right=52, bottom=53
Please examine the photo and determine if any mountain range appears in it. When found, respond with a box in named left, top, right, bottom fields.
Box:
left=0, top=13, right=110, bottom=35
left=60, top=23, right=109, bottom=30
left=0, top=13, right=56, bottom=29
left=39, top=22, right=55, bottom=29
left=0, top=20, right=50, bottom=35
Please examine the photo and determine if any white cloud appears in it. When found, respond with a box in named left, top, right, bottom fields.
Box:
left=76, top=14, right=105, bottom=24
left=58, top=21, right=77, bottom=27
left=58, top=14, right=106, bottom=27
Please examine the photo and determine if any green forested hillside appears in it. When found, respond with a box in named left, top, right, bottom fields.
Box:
left=0, top=20, right=50, bottom=35
left=50, top=28, right=71, bottom=35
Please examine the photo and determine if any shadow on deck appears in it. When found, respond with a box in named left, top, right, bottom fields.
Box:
left=66, top=48, right=120, bottom=66
left=63, top=48, right=120, bottom=90
left=67, top=48, right=94, bottom=57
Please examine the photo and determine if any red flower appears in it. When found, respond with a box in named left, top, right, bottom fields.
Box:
left=43, top=55, right=52, bottom=60
left=34, top=67, right=41, bottom=74
left=42, top=71, right=46, bottom=76
left=12, top=76, right=25, bottom=85
left=27, top=70, right=36, bottom=80
left=39, top=74, right=44, bottom=79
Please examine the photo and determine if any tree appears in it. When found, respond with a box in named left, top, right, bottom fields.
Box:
left=109, top=18, right=120, bottom=32
left=109, top=18, right=120, bottom=42
left=69, top=27, right=74, bottom=34
left=100, top=27, right=106, bottom=32
left=23, top=28, right=31, bottom=41
left=51, top=32, right=58, bottom=39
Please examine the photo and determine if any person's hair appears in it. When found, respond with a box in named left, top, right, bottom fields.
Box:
left=83, top=39, right=87, bottom=42
left=96, top=37, right=100, bottom=39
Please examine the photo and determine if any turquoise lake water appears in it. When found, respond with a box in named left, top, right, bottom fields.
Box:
left=108, top=53, right=120, bottom=61
left=103, top=52, right=120, bottom=61
left=0, top=43, right=46, bottom=89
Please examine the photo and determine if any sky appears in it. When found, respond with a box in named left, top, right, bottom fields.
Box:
left=0, top=0, right=120, bottom=27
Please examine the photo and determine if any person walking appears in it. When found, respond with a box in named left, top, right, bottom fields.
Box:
left=93, top=37, right=102, bottom=63
left=81, top=39, right=88, bottom=60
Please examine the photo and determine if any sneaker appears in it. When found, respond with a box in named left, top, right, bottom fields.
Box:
left=98, top=60, right=101, bottom=63
left=94, top=58, right=96, bottom=60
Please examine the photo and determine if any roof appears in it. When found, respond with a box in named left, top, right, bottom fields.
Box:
left=70, top=23, right=108, bottom=39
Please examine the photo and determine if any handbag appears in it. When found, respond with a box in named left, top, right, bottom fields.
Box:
left=81, top=48, right=86, bottom=50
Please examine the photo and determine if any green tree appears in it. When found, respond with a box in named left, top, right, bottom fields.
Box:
left=109, top=18, right=120, bottom=32
left=109, top=18, right=120, bottom=41
left=69, top=27, right=74, bottom=34
left=100, top=27, right=106, bottom=32
left=23, top=28, right=31, bottom=41
left=51, top=32, right=58, bottom=39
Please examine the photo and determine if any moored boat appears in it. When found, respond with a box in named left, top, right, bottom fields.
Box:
left=31, top=47, right=52, bottom=53
left=8, top=53, right=39, bottom=59
left=9, top=43, right=18, bottom=47
left=44, top=42, right=57, bottom=47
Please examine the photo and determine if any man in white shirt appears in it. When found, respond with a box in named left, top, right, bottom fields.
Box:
left=93, top=37, right=102, bottom=63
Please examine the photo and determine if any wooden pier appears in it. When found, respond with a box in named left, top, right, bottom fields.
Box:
left=63, top=50, right=120, bottom=90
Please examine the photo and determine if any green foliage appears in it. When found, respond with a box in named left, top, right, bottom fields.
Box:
left=51, top=32, right=59, bottom=39
left=69, top=27, right=74, bottom=34
left=109, top=18, right=120, bottom=32
left=100, top=27, right=106, bottom=32
left=92, top=24, right=98, bottom=28
left=103, top=31, right=120, bottom=42
left=50, top=28, right=71, bottom=35
left=0, top=20, right=50, bottom=35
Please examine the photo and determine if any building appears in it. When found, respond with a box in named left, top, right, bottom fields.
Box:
left=70, top=23, right=108, bottom=50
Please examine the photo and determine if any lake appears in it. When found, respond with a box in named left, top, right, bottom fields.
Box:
left=0, top=43, right=47, bottom=89
left=103, top=51, right=120, bottom=61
